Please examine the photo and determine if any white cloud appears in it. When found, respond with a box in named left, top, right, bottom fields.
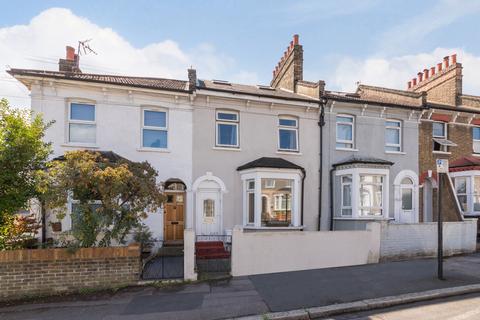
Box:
left=0, top=8, right=259, bottom=108
left=331, top=48, right=480, bottom=95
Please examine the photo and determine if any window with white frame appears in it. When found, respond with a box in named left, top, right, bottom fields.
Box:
left=142, top=109, right=168, bottom=149
left=341, top=175, right=352, bottom=216
left=385, top=120, right=402, bottom=152
left=216, top=110, right=239, bottom=147
left=359, top=175, right=384, bottom=216
left=278, top=116, right=298, bottom=152
left=473, top=127, right=480, bottom=154
left=68, top=103, right=96, bottom=143
left=69, top=200, right=102, bottom=231
left=336, top=115, right=354, bottom=149
left=240, top=170, right=302, bottom=228
left=246, top=180, right=255, bottom=224
left=454, top=177, right=468, bottom=212
left=432, top=122, right=448, bottom=152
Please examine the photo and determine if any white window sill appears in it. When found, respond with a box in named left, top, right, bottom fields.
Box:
left=212, top=146, right=242, bottom=151
left=242, top=225, right=304, bottom=231
left=385, top=151, right=406, bottom=155
left=334, top=217, right=393, bottom=221
left=276, top=150, right=302, bottom=156
left=472, top=153, right=480, bottom=157
left=432, top=151, right=451, bottom=155
left=336, top=148, right=359, bottom=152
left=137, top=148, right=170, bottom=153
left=61, top=143, right=99, bottom=149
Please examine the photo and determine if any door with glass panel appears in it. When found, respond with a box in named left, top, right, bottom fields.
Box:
left=399, top=177, right=415, bottom=223
left=196, top=191, right=221, bottom=235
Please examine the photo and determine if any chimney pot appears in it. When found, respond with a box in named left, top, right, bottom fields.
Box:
left=424, top=68, right=429, bottom=80
left=444, top=56, right=450, bottom=68
left=412, top=78, right=417, bottom=86
left=437, top=62, right=443, bottom=72
left=451, top=53, right=457, bottom=65
left=293, top=34, right=299, bottom=45
left=430, top=66, right=435, bottom=76
left=408, top=81, right=412, bottom=89
left=66, top=46, right=75, bottom=61
left=418, top=72, right=423, bottom=82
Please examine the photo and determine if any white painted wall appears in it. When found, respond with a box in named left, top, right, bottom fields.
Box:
left=380, top=220, right=477, bottom=260
left=29, top=81, right=193, bottom=241
left=231, top=223, right=380, bottom=276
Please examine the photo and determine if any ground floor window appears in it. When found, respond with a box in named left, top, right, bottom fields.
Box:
left=336, top=168, right=389, bottom=219
left=452, top=172, right=480, bottom=215
left=240, top=170, right=302, bottom=228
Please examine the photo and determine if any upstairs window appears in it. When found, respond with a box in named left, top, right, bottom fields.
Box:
left=278, top=117, right=298, bottom=152
left=385, top=120, right=402, bottom=152
left=69, top=103, right=96, bottom=144
left=473, top=127, right=480, bottom=154
left=336, top=115, right=354, bottom=149
left=432, top=122, right=448, bottom=152
left=142, top=110, right=168, bottom=149
left=216, top=110, right=239, bottom=147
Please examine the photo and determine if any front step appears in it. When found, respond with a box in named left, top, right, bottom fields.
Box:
left=195, top=241, right=230, bottom=260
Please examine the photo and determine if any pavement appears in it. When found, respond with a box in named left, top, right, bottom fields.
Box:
left=323, top=292, right=480, bottom=320
left=2, top=254, right=480, bottom=320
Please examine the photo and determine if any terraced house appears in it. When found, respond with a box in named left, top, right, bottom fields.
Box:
left=7, top=35, right=480, bottom=251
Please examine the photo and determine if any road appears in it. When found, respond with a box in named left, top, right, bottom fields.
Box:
left=325, top=293, right=480, bottom=320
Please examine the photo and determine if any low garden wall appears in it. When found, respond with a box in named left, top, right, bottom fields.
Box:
left=231, top=223, right=381, bottom=276
left=380, top=220, right=477, bottom=261
left=0, top=244, right=141, bottom=301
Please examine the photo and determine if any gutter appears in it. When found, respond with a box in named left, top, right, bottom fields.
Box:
left=317, top=98, right=326, bottom=230
left=329, top=167, right=335, bottom=231
left=300, top=168, right=306, bottom=227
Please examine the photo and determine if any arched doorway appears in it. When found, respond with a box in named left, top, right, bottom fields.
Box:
left=192, top=172, right=227, bottom=236
left=163, top=178, right=187, bottom=245
left=394, top=170, right=419, bottom=223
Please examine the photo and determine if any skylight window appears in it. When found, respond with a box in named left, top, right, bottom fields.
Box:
left=257, top=85, right=275, bottom=91
left=212, top=79, right=231, bottom=85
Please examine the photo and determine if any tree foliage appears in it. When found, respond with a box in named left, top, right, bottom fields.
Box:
left=42, top=150, right=164, bottom=247
left=0, top=98, right=52, bottom=248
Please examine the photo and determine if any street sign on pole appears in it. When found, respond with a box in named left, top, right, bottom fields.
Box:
left=436, top=158, right=448, bottom=280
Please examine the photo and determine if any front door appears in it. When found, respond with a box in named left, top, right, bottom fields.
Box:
left=399, top=178, right=415, bottom=223
left=196, top=191, right=222, bottom=235
left=164, top=192, right=185, bottom=243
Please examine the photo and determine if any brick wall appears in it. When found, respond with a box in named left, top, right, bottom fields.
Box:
left=380, top=220, right=477, bottom=261
left=0, top=244, right=140, bottom=301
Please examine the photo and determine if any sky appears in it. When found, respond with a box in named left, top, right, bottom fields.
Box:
left=1, top=0, right=480, bottom=108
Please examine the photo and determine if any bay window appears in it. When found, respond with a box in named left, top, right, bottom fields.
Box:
left=240, top=170, right=302, bottom=228
left=336, top=168, right=389, bottom=219
left=452, top=172, right=480, bottom=215
left=69, top=103, right=96, bottom=144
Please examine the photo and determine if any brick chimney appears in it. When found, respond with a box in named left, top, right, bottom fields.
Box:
left=59, top=46, right=81, bottom=73
left=270, top=34, right=303, bottom=92
left=188, top=68, right=197, bottom=92
left=407, top=54, right=462, bottom=106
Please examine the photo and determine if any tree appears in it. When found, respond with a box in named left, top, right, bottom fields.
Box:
left=0, top=99, right=52, bottom=249
left=43, top=150, right=164, bottom=247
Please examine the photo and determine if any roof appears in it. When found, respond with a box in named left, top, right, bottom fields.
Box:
left=449, top=156, right=480, bottom=172
left=7, top=68, right=189, bottom=93
left=332, top=156, right=394, bottom=168
left=53, top=150, right=131, bottom=163
left=198, top=80, right=318, bottom=103
left=237, top=157, right=304, bottom=171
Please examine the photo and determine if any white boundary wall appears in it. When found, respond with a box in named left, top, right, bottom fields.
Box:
left=380, top=220, right=477, bottom=261
left=231, top=223, right=381, bottom=277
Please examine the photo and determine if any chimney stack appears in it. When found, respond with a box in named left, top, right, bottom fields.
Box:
left=59, top=45, right=81, bottom=73
left=270, top=34, right=303, bottom=91
left=188, top=68, right=197, bottom=92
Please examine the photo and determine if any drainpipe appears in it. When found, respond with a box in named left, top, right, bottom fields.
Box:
left=300, top=168, right=306, bottom=227
left=317, top=98, right=327, bottom=231
left=329, top=167, right=335, bottom=231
